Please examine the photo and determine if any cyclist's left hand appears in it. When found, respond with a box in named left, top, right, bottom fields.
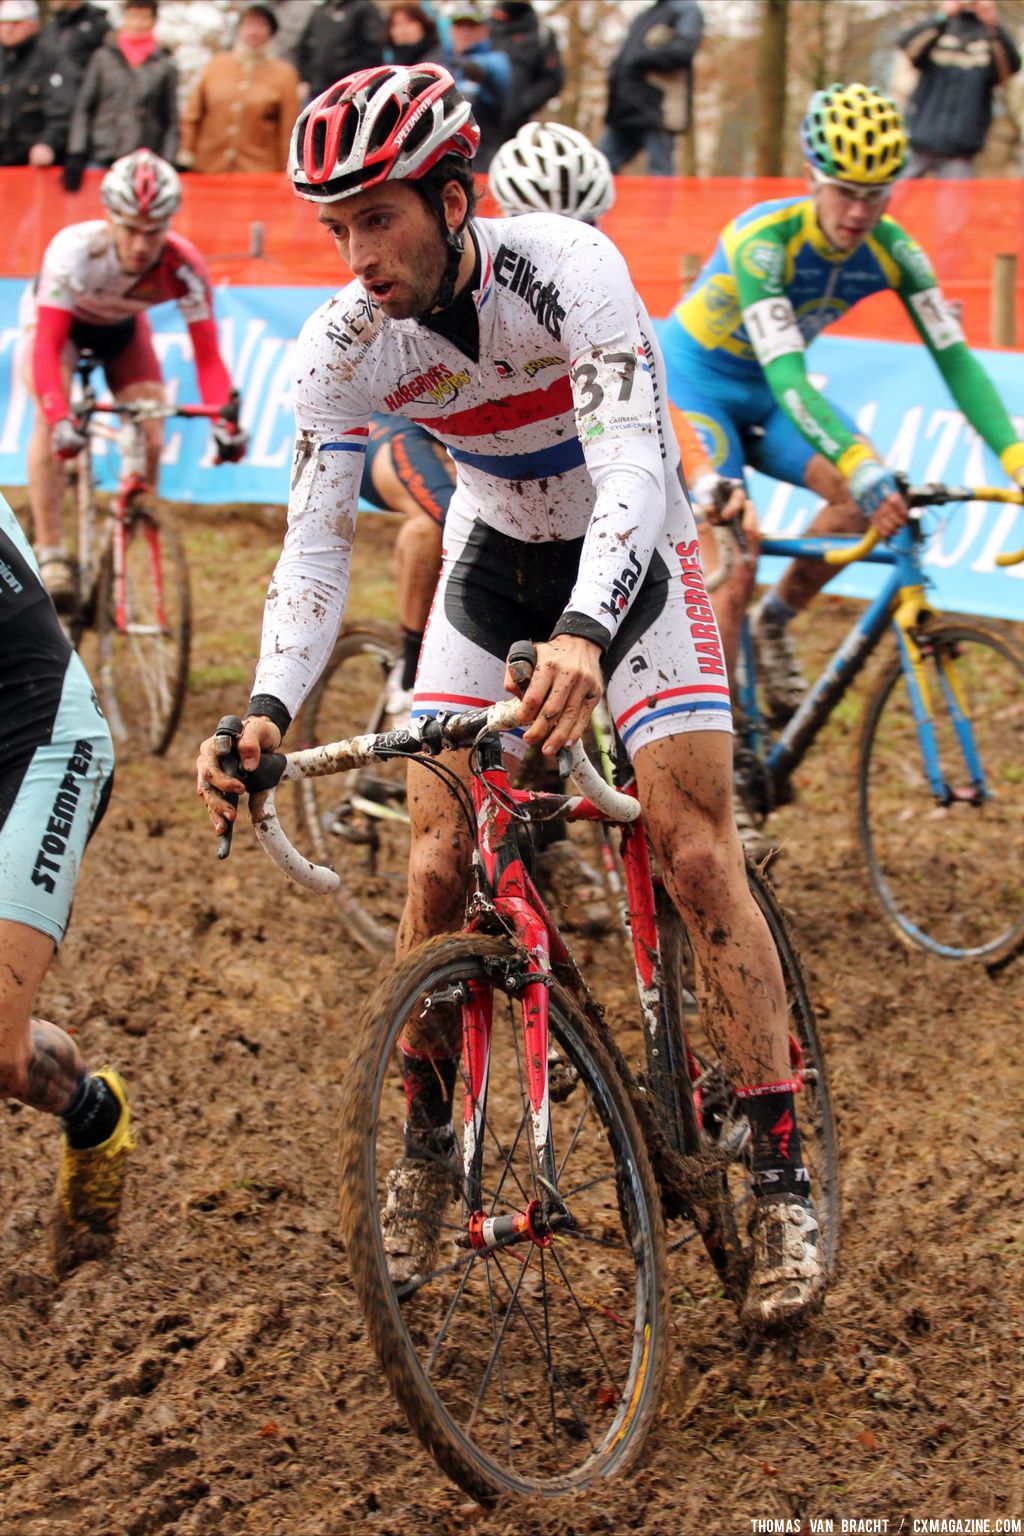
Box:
left=691, top=472, right=750, bottom=527
left=869, top=488, right=909, bottom=539
left=848, top=460, right=908, bottom=538
left=507, top=635, right=604, bottom=757
left=212, top=417, right=248, bottom=464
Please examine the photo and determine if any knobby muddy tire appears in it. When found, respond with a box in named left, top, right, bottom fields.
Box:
left=338, top=932, right=671, bottom=1502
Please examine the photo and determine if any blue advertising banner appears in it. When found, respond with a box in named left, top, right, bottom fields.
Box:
left=1, top=279, right=1021, bottom=618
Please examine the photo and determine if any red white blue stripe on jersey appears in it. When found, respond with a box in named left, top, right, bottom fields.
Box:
left=474, top=251, right=494, bottom=310
left=321, top=427, right=369, bottom=455
left=615, top=683, right=732, bottom=747
left=409, top=375, right=572, bottom=437
left=448, top=438, right=585, bottom=480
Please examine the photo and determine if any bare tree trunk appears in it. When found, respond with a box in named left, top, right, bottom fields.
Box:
left=755, top=0, right=788, bottom=175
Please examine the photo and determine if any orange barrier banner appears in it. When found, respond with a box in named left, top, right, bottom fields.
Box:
left=2, top=167, right=1022, bottom=347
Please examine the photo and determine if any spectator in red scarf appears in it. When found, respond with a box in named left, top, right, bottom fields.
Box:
left=63, top=0, right=177, bottom=191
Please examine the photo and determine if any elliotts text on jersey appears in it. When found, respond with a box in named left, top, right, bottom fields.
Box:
left=494, top=245, right=566, bottom=340
left=31, top=739, right=95, bottom=895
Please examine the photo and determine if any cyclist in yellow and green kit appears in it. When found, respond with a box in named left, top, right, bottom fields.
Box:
left=660, top=82, right=1024, bottom=722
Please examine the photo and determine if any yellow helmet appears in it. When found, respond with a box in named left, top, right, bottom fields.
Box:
left=800, top=82, right=907, bottom=186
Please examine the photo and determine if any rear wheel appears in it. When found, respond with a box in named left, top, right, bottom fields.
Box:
left=95, top=503, right=190, bottom=756
left=856, top=621, right=1024, bottom=962
left=339, top=932, right=670, bottom=1501
left=654, top=862, right=840, bottom=1298
left=291, top=623, right=408, bottom=953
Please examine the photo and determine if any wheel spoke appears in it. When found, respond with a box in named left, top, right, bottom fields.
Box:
left=339, top=934, right=669, bottom=1497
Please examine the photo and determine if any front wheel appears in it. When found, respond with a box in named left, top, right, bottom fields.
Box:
left=856, top=621, right=1024, bottom=962
left=339, top=932, right=671, bottom=1502
left=655, top=862, right=840, bottom=1298
left=95, top=504, right=190, bottom=756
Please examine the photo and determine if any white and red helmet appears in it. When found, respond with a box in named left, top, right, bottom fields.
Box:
left=289, top=63, right=479, bottom=203
left=489, top=123, right=615, bottom=224
left=100, top=149, right=181, bottom=223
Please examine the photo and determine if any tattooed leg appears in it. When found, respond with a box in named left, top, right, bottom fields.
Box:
left=24, top=1020, right=85, bottom=1113
left=0, top=918, right=83, bottom=1112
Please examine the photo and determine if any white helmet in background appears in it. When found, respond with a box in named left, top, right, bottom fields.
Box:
left=488, top=121, right=615, bottom=224
left=100, top=149, right=181, bottom=223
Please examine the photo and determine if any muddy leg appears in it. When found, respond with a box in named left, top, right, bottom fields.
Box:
left=633, top=730, right=789, bottom=1084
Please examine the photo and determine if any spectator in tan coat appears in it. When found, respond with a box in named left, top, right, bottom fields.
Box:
left=178, top=3, right=299, bottom=174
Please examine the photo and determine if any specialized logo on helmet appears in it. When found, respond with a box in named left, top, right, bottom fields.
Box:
left=384, top=362, right=469, bottom=411
left=494, top=245, right=565, bottom=341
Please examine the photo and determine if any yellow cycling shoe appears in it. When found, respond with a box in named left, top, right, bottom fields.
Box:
left=53, top=1067, right=135, bottom=1273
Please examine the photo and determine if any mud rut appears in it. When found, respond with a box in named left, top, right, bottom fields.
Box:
left=1, top=507, right=1021, bottom=1536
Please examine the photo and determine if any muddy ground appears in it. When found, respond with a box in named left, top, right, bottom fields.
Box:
left=1, top=504, right=1022, bottom=1536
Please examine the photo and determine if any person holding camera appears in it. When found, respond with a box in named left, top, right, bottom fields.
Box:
left=899, top=0, right=1020, bottom=178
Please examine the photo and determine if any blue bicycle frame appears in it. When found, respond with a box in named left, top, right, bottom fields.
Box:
left=735, top=518, right=988, bottom=811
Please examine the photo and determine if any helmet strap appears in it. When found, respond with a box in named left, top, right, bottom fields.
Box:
left=416, top=181, right=470, bottom=315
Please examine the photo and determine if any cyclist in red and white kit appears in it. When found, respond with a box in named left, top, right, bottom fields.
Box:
left=21, top=148, right=247, bottom=606
left=196, top=64, right=824, bottom=1328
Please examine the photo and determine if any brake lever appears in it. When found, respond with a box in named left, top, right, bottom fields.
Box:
left=213, top=714, right=243, bottom=859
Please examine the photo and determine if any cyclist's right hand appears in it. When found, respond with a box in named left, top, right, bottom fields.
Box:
left=508, top=635, right=604, bottom=758
left=848, top=459, right=908, bottom=537
left=52, top=417, right=87, bottom=461
left=196, top=714, right=282, bottom=835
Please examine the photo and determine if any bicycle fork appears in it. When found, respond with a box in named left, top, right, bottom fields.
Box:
left=456, top=770, right=572, bottom=1257
left=892, top=590, right=990, bottom=805
left=111, top=482, right=169, bottom=636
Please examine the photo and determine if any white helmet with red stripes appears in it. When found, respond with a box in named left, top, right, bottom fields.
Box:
left=101, top=149, right=181, bottom=223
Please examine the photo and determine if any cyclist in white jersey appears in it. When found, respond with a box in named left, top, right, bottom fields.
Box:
left=21, top=149, right=247, bottom=605
left=196, top=64, right=824, bottom=1328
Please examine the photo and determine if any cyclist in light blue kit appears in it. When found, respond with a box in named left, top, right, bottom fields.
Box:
left=0, top=491, right=133, bottom=1273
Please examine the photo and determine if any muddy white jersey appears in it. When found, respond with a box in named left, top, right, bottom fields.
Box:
left=20, top=221, right=216, bottom=330
left=255, top=213, right=695, bottom=717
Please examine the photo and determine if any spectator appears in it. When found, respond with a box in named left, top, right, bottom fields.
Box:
left=296, top=0, right=385, bottom=104
left=63, top=0, right=178, bottom=190
left=599, top=0, right=704, bottom=178
left=899, top=0, right=1020, bottom=178
left=444, top=2, right=510, bottom=170
left=39, top=1, right=109, bottom=102
left=266, top=0, right=310, bottom=70
left=488, top=0, right=563, bottom=137
left=178, top=4, right=300, bottom=174
left=0, top=0, right=69, bottom=168
left=385, top=2, right=441, bottom=68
